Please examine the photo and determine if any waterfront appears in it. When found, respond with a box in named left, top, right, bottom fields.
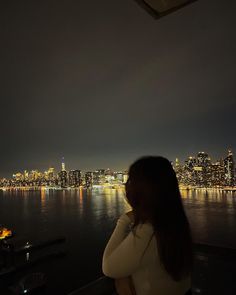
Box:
left=0, top=188, right=236, bottom=294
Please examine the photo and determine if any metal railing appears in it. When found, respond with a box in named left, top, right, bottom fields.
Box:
left=68, top=243, right=236, bottom=295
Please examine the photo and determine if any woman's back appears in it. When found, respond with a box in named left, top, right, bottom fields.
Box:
left=131, top=223, right=191, bottom=295
left=103, top=156, right=192, bottom=295
left=102, top=214, right=191, bottom=295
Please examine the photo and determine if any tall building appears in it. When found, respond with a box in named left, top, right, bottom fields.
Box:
left=197, top=152, right=210, bottom=166
left=69, top=170, right=81, bottom=187
left=183, top=156, right=197, bottom=185
left=58, top=170, right=68, bottom=188
left=195, top=152, right=212, bottom=187
left=211, top=161, right=225, bottom=186
left=224, top=150, right=235, bottom=186
left=85, top=172, right=93, bottom=187
left=58, top=157, right=68, bottom=187
left=185, top=156, right=197, bottom=170
left=61, top=157, right=66, bottom=171
left=175, top=158, right=180, bottom=169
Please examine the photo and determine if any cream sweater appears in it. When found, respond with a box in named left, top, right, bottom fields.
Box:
left=102, top=214, right=191, bottom=295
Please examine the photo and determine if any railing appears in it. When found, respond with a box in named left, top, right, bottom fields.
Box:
left=69, top=277, right=115, bottom=295
left=68, top=243, right=236, bottom=295
left=0, top=237, right=66, bottom=277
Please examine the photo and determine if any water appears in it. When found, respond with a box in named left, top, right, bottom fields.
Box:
left=0, top=188, right=236, bottom=294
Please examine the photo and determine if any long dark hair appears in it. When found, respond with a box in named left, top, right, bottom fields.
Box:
left=125, top=156, right=193, bottom=281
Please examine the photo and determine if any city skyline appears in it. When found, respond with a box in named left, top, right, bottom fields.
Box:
left=0, top=149, right=234, bottom=189
left=0, top=0, right=236, bottom=177
left=0, top=149, right=234, bottom=178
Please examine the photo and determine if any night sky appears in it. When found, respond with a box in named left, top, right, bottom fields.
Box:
left=0, top=0, right=236, bottom=177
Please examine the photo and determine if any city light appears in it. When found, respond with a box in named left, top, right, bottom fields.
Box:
left=174, top=150, right=235, bottom=189
left=0, top=150, right=235, bottom=190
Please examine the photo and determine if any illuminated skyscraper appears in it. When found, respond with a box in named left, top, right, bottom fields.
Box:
left=211, top=161, right=225, bottom=186
left=69, top=170, right=81, bottom=187
left=185, top=156, right=197, bottom=170
left=195, top=152, right=212, bottom=187
left=59, top=158, right=67, bottom=187
left=62, top=157, right=66, bottom=171
left=85, top=172, right=93, bottom=187
left=197, top=152, right=210, bottom=166
left=58, top=170, right=67, bottom=188
left=224, top=150, right=235, bottom=186
left=175, top=158, right=180, bottom=169
left=183, top=156, right=197, bottom=185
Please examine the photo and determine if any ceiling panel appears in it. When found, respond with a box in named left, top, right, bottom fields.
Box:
left=134, top=0, right=198, bottom=18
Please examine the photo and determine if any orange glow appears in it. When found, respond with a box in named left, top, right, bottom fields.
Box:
left=40, top=187, right=46, bottom=207
left=0, top=227, right=12, bottom=240
left=79, top=187, right=83, bottom=202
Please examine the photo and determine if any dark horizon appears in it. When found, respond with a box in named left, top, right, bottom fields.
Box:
left=1, top=0, right=236, bottom=177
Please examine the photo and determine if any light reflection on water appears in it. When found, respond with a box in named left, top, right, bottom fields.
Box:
left=0, top=188, right=236, bottom=293
left=0, top=188, right=235, bottom=247
left=180, top=189, right=236, bottom=247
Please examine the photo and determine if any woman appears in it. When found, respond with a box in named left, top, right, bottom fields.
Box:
left=102, top=156, right=193, bottom=295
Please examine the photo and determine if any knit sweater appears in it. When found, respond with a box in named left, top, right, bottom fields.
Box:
left=102, top=214, right=191, bottom=295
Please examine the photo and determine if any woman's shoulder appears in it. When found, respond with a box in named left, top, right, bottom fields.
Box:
left=133, top=222, right=154, bottom=237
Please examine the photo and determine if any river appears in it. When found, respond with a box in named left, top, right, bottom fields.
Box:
left=0, top=188, right=235, bottom=294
